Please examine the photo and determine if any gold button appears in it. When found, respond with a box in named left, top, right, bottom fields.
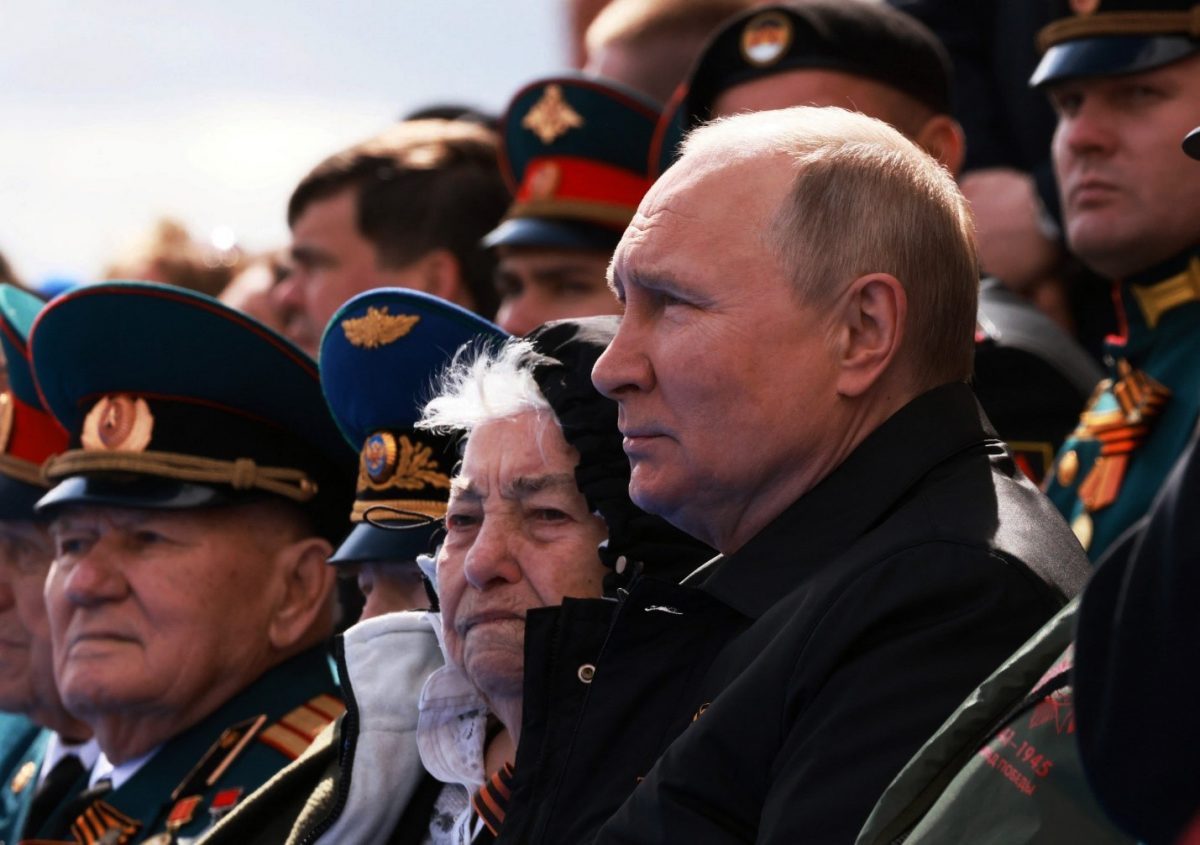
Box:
left=1056, top=450, right=1080, bottom=487
left=1072, top=512, right=1093, bottom=550
left=577, top=664, right=595, bottom=684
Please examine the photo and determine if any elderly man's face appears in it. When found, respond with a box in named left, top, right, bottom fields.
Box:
left=1048, top=55, right=1200, bottom=279
left=438, top=410, right=607, bottom=703
left=46, top=506, right=282, bottom=734
left=493, top=246, right=619, bottom=337
left=0, top=521, right=55, bottom=714
left=593, top=155, right=841, bottom=549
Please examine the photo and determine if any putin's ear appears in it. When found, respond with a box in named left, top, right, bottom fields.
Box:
left=267, top=537, right=336, bottom=651
left=914, top=114, right=966, bottom=178
left=832, top=273, right=906, bottom=399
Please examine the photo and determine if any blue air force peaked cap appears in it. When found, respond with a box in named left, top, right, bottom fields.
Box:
left=28, top=282, right=355, bottom=541
left=652, top=0, right=953, bottom=174
left=484, top=73, right=662, bottom=253
left=1031, top=0, right=1200, bottom=88
left=0, top=285, right=67, bottom=520
left=319, top=289, right=507, bottom=565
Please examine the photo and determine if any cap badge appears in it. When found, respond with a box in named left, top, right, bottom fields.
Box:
left=522, top=84, right=584, bottom=144
left=527, top=160, right=562, bottom=200
left=1069, top=0, right=1100, bottom=15
left=362, top=431, right=399, bottom=483
left=10, top=759, right=35, bottom=794
left=82, top=395, right=154, bottom=452
left=0, top=392, right=13, bottom=453
left=358, top=434, right=450, bottom=492
left=341, top=307, right=420, bottom=349
left=741, top=11, right=793, bottom=67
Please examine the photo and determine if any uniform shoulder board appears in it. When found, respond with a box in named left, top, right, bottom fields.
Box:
left=257, top=694, right=345, bottom=761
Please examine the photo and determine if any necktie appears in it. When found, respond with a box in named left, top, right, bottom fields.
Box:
left=38, top=776, right=112, bottom=841
left=21, top=754, right=87, bottom=838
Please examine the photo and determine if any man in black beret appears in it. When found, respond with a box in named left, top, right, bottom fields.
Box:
left=653, top=0, right=1103, bottom=486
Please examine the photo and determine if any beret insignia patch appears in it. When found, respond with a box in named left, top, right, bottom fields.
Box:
left=741, top=11, right=793, bottom=67
left=341, top=307, right=420, bottom=349
left=82, top=395, right=154, bottom=452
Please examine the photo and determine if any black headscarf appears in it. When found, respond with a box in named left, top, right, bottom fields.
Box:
left=526, top=317, right=714, bottom=591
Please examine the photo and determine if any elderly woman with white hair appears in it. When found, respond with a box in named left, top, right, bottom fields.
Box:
left=413, top=316, right=711, bottom=844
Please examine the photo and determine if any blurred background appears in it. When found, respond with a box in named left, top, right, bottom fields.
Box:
left=0, top=0, right=562, bottom=286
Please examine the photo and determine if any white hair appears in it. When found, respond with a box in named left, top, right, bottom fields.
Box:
left=417, top=338, right=552, bottom=435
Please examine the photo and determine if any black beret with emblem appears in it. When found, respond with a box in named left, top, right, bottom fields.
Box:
left=483, top=73, right=662, bottom=253
left=652, top=0, right=952, bottom=173
left=320, top=289, right=507, bottom=565
left=0, top=284, right=67, bottom=520
left=1031, top=0, right=1200, bottom=87
left=28, top=282, right=355, bottom=542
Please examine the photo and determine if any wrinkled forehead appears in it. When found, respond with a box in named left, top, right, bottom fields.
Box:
left=452, top=410, right=579, bottom=499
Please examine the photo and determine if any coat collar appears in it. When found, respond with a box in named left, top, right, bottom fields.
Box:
left=698, top=382, right=997, bottom=619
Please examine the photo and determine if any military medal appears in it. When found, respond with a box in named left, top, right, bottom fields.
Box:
left=208, top=786, right=243, bottom=822
left=10, top=759, right=36, bottom=794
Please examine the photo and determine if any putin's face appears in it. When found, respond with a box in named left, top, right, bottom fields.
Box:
left=592, top=153, right=842, bottom=551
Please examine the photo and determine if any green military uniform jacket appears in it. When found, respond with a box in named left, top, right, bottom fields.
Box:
left=1046, top=249, right=1200, bottom=560
left=856, top=601, right=1130, bottom=844
left=0, top=714, right=47, bottom=845
left=26, top=647, right=342, bottom=845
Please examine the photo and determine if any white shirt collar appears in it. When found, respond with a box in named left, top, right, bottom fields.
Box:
left=89, top=746, right=159, bottom=790
left=37, top=734, right=101, bottom=787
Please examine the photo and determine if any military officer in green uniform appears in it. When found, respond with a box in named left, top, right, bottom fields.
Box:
left=856, top=6, right=1200, bottom=840
left=0, top=284, right=97, bottom=844
left=1036, top=0, right=1200, bottom=560
left=23, top=281, right=355, bottom=845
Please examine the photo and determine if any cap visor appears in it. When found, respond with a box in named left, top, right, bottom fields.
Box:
left=483, top=217, right=622, bottom=252
left=328, top=520, right=437, bottom=565
left=1031, top=35, right=1199, bottom=87
left=35, top=475, right=236, bottom=514
left=0, top=476, right=48, bottom=521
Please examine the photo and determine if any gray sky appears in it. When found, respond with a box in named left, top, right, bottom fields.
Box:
left=0, top=1, right=565, bottom=285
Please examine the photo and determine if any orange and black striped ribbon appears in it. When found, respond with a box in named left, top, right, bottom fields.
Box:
left=469, top=763, right=516, bottom=840
left=69, top=798, right=141, bottom=845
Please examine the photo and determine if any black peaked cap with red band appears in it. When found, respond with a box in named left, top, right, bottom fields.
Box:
left=484, top=74, right=662, bottom=254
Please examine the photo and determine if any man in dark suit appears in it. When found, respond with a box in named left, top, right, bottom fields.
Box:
left=495, top=105, right=1091, bottom=844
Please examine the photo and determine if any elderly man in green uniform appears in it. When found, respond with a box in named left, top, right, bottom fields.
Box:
left=651, top=0, right=1104, bottom=484
left=485, top=74, right=662, bottom=336
left=1036, top=0, right=1200, bottom=560
left=0, top=284, right=97, bottom=843
left=23, top=282, right=353, bottom=844
left=857, top=4, right=1200, bottom=842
